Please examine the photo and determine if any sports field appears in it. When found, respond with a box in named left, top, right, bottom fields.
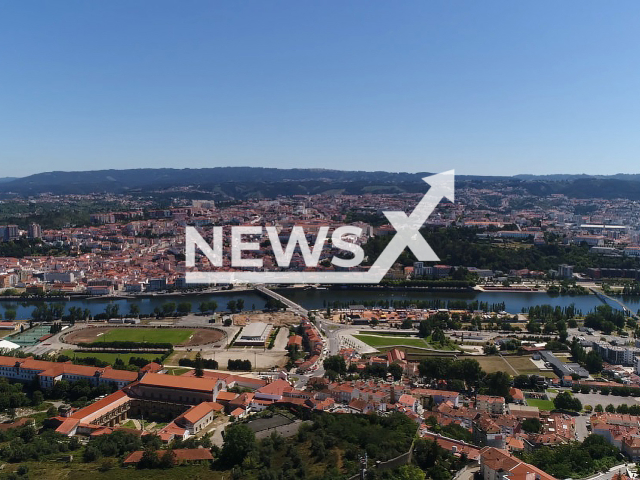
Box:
left=473, top=355, right=552, bottom=376
left=65, top=326, right=224, bottom=346
left=93, top=327, right=194, bottom=344
left=526, top=398, right=555, bottom=410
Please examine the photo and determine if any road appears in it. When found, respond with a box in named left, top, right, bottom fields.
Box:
left=318, top=317, right=344, bottom=356
left=255, top=285, right=308, bottom=317
left=574, top=415, right=589, bottom=442
left=208, top=416, right=231, bottom=447
left=454, top=465, right=480, bottom=480
left=585, top=464, right=634, bottom=480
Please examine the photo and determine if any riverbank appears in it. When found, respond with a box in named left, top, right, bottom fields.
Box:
left=1, top=286, right=635, bottom=322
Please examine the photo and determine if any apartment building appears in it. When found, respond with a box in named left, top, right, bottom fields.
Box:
left=476, top=395, right=506, bottom=415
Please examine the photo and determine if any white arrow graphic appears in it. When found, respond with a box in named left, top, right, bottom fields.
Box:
left=186, top=170, right=454, bottom=284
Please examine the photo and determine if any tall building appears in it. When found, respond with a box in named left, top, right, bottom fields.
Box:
left=0, top=225, right=19, bottom=242
left=558, top=264, right=573, bottom=279
left=28, top=223, right=42, bottom=239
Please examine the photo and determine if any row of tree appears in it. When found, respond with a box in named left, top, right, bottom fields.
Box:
left=228, top=359, right=252, bottom=371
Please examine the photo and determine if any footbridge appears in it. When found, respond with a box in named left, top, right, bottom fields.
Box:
left=590, top=287, right=639, bottom=320
left=255, top=285, right=308, bottom=317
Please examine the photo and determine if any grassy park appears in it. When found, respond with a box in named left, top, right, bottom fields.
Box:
left=354, top=333, right=458, bottom=350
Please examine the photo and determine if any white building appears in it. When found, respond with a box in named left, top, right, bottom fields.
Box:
left=235, top=322, right=273, bottom=346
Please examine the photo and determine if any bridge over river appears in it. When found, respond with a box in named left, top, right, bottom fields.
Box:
left=589, top=287, right=639, bottom=320
left=255, top=285, right=309, bottom=317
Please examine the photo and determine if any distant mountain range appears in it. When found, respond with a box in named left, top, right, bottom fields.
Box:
left=514, top=173, right=640, bottom=181
left=1, top=167, right=640, bottom=200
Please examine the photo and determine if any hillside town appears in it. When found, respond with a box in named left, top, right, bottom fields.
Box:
left=3, top=185, right=640, bottom=293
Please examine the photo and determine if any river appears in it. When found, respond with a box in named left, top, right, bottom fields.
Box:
left=1, top=288, right=638, bottom=320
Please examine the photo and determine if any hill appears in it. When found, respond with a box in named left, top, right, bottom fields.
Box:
left=2, top=167, right=640, bottom=200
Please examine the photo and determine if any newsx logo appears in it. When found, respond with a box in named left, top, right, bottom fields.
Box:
left=185, top=170, right=454, bottom=284
left=186, top=224, right=365, bottom=270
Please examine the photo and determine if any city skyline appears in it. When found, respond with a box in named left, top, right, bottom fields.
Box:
left=2, top=1, right=640, bottom=177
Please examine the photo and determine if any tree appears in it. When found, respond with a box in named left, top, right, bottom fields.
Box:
left=4, top=309, right=16, bottom=321
left=414, top=437, right=443, bottom=470
left=616, top=404, right=629, bottom=414
left=177, top=302, right=192, bottom=315
left=129, top=304, right=140, bottom=318
left=401, top=318, right=413, bottom=329
left=159, top=449, right=176, bottom=468
left=162, top=302, right=176, bottom=317
left=585, top=351, right=603, bottom=373
left=553, top=391, right=582, bottom=412
left=595, top=404, right=603, bottom=412
left=605, top=403, right=615, bottom=413
left=221, top=424, right=256, bottom=467
left=483, top=371, right=511, bottom=399
left=522, top=418, right=542, bottom=433
left=227, top=300, right=237, bottom=313
left=323, top=355, right=346, bottom=376
left=559, top=330, right=568, bottom=343
left=418, top=318, right=433, bottom=338
left=138, top=447, right=159, bottom=468
left=513, top=374, right=535, bottom=390
left=431, top=328, right=446, bottom=344
left=31, top=390, right=44, bottom=407
left=397, top=465, right=427, bottom=480
left=388, top=363, right=403, bottom=381
left=236, top=299, right=245, bottom=311
left=83, top=445, right=100, bottom=462
left=484, top=344, right=498, bottom=355
left=194, top=352, right=204, bottom=378
left=105, top=304, right=119, bottom=319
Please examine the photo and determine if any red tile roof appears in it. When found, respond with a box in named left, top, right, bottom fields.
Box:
left=123, top=448, right=213, bottom=465
left=257, top=379, right=292, bottom=397
left=178, top=401, right=223, bottom=424
left=139, top=372, right=218, bottom=393
left=69, top=390, right=129, bottom=421
left=55, top=417, right=80, bottom=435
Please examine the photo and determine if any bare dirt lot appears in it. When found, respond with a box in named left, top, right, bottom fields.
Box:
left=233, top=311, right=301, bottom=327
left=186, top=328, right=225, bottom=346
left=64, top=326, right=224, bottom=347
left=201, top=348, right=288, bottom=371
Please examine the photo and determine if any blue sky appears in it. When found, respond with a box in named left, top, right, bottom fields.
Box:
left=1, top=1, right=639, bottom=177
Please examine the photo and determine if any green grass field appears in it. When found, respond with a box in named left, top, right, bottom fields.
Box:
left=121, top=420, right=137, bottom=429
left=354, top=334, right=457, bottom=350
left=92, top=328, right=194, bottom=344
left=526, top=398, right=555, bottom=410
left=62, top=350, right=161, bottom=365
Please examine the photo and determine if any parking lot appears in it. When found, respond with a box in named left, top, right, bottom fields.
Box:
left=567, top=328, right=630, bottom=347
left=549, top=390, right=640, bottom=408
